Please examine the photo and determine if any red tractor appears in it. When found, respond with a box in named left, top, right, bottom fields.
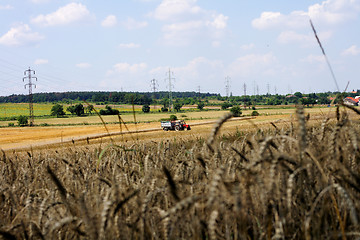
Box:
left=161, top=120, right=191, bottom=131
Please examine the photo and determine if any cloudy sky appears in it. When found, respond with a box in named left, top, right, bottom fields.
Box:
left=0, top=0, right=359, bottom=97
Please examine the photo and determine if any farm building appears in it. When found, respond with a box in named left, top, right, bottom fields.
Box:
left=344, top=96, right=359, bottom=106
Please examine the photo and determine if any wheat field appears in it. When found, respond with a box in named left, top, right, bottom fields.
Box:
left=0, top=105, right=359, bottom=239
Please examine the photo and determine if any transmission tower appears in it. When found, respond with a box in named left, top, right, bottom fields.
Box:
left=243, top=83, right=247, bottom=96
left=197, top=85, right=201, bottom=102
left=150, top=78, right=158, bottom=110
left=23, top=67, right=37, bottom=126
left=225, top=76, right=231, bottom=98
left=166, top=68, right=175, bottom=111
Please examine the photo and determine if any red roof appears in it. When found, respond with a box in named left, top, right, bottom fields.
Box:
left=345, top=97, right=359, bottom=103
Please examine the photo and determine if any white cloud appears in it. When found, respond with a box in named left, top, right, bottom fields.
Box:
left=118, top=43, right=140, bottom=49
left=121, top=17, right=148, bottom=30
left=34, top=59, right=49, bottom=65
left=278, top=31, right=313, bottom=44
left=31, top=3, right=91, bottom=26
left=0, top=24, right=44, bottom=46
left=212, top=41, right=220, bottom=47
left=152, top=0, right=228, bottom=46
left=227, top=53, right=278, bottom=77
left=30, top=0, right=50, bottom=3
left=162, top=20, right=203, bottom=46
left=300, top=54, right=325, bottom=63
left=240, top=43, right=255, bottom=50
left=110, top=62, right=147, bottom=74
left=0, top=4, right=13, bottom=10
left=101, top=15, right=117, bottom=27
left=342, top=45, right=360, bottom=56
left=208, top=14, right=228, bottom=29
left=149, top=57, right=224, bottom=92
left=103, top=62, right=148, bottom=90
left=252, top=0, right=360, bottom=30
left=277, top=30, right=332, bottom=46
left=152, top=0, right=202, bottom=21
left=76, top=63, right=91, bottom=69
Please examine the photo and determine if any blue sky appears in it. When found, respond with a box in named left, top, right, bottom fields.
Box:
left=0, top=0, right=359, bottom=97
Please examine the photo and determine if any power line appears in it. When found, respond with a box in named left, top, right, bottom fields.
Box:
left=23, top=67, right=37, bottom=126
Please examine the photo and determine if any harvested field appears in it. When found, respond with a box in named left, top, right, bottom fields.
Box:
left=0, top=105, right=359, bottom=239
left=0, top=107, right=337, bottom=151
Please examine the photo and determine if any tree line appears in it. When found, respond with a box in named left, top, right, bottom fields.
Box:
left=0, top=91, right=218, bottom=104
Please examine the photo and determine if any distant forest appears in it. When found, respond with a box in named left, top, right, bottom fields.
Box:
left=1, top=90, right=359, bottom=106
left=0, top=91, right=219, bottom=105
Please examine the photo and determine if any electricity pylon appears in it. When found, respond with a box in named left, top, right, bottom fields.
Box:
left=225, top=76, right=231, bottom=98
left=23, top=67, right=37, bottom=126
left=150, top=78, right=158, bottom=110
left=166, top=68, right=175, bottom=111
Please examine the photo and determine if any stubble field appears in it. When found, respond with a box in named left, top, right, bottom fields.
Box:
left=1, top=106, right=335, bottom=151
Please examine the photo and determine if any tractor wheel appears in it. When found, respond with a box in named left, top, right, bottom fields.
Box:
left=175, top=126, right=180, bottom=131
left=163, top=127, right=168, bottom=131
left=187, top=126, right=191, bottom=130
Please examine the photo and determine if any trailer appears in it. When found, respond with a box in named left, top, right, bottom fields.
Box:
left=161, top=120, right=191, bottom=131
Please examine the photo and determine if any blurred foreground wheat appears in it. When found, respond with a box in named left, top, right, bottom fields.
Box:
left=0, top=106, right=359, bottom=239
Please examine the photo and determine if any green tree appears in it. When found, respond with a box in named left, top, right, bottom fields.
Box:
left=174, top=102, right=183, bottom=112
left=67, top=103, right=84, bottom=116
left=50, top=104, right=65, bottom=117
left=169, top=114, right=177, bottom=121
left=221, top=102, right=232, bottom=110
left=230, top=106, right=242, bottom=117
left=99, top=105, right=119, bottom=115
left=294, top=92, right=303, bottom=98
left=85, top=105, right=94, bottom=115
left=197, top=101, right=205, bottom=110
left=142, top=104, right=150, bottom=113
left=251, top=110, right=259, bottom=116
left=17, top=115, right=28, bottom=126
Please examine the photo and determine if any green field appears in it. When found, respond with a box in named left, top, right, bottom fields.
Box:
left=0, top=103, right=149, bottom=119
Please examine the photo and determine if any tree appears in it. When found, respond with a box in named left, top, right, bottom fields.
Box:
left=251, top=110, right=259, bottom=116
left=294, top=92, right=303, bottom=98
left=142, top=104, right=150, bottom=113
left=67, top=103, right=84, bottom=116
left=174, top=102, right=183, bottom=112
left=169, top=115, right=177, bottom=121
left=230, top=106, right=242, bottom=117
left=85, top=105, right=94, bottom=115
left=50, top=104, right=65, bottom=117
left=99, top=105, right=119, bottom=115
left=18, top=115, right=28, bottom=126
left=221, top=102, right=232, bottom=110
left=197, top=101, right=205, bottom=110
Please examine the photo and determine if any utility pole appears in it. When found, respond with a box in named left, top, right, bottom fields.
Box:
left=267, top=83, right=270, bottom=95
left=23, top=67, right=37, bottom=126
left=197, top=85, right=201, bottom=102
left=150, top=78, right=158, bottom=110
left=225, top=76, right=231, bottom=98
left=166, top=68, right=175, bottom=111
